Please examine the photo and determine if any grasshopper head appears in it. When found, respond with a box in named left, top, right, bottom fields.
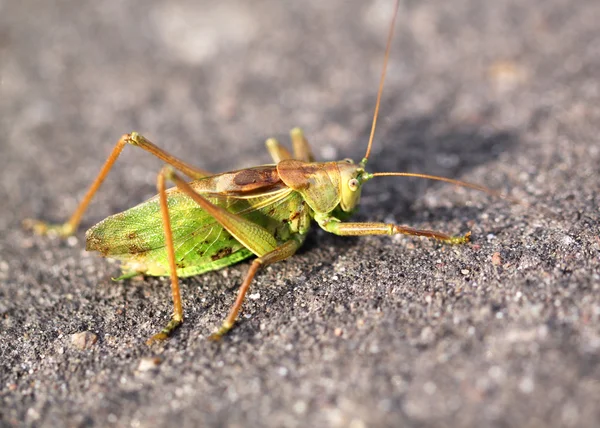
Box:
left=337, top=159, right=373, bottom=212
left=278, top=158, right=373, bottom=214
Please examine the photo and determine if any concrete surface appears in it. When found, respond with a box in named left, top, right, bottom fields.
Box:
left=1, top=0, right=599, bottom=426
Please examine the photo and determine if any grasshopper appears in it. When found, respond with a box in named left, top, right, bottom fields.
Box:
left=24, top=0, right=513, bottom=344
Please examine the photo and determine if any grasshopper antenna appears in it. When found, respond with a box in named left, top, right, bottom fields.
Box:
left=365, top=172, right=527, bottom=206
left=361, top=0, right=401, bottom=167
left=358, top=1, right=528, bottom=209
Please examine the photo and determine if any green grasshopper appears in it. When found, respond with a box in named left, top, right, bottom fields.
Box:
left=24, top=0, right=512, bottom=344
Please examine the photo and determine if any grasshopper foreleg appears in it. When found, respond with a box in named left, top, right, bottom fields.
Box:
left=24, top=133, right=212, bottom=237
left=316, top=216, right=471, bottom=245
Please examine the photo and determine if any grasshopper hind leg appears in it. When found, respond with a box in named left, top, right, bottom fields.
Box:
left=290, top=127, right=315, bottom=162
left=24, top=133, right=212, bottom=238
left=265, top=138, right=292, bottom=163
left=146, top=166, right=185, bottom=345
left=147, top=165, right=304, bottom=344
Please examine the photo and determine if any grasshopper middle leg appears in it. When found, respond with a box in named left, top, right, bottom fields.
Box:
left=208, top=236, right=303, bottom=341
left=24, top=133, right=212, bottom=237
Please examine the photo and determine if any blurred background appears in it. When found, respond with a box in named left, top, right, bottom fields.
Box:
left=1, top=0, right=599, bottom=427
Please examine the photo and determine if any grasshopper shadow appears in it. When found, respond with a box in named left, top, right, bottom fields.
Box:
left=351, top=99, right=519, bottom=226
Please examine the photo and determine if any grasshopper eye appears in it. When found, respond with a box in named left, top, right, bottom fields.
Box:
left=343, top=158, right=354, bottom=164
left=348, top=178, right=359, bottom=191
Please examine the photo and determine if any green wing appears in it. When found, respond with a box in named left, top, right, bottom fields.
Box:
left=86, top=187, right=297, bottom=277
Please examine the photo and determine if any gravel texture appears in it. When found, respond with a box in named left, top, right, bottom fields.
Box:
left=1, top=0, right=599, bottom=427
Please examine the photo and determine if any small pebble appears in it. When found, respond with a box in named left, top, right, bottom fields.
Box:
left=293, top=400, right=307, bottom=414
left=491, top=252, right=502, bottom=266
left=137, top=357, right=162, bottom=372
left=70, top=331, right=97, bottom=350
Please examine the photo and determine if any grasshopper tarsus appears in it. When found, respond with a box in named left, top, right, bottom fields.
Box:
left=146, top=316, right=184, bottom=346
left=207, top=327, right=230, bottom=342
left=146, top=334, right=168, bottom=346
left=22, top=218, right=75, bottom=238
left=454, top=231, right=472, bottom=244
left=207, top=321, right=234, bottom=342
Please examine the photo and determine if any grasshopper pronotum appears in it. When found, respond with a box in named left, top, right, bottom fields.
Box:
left=24, top=0, right=514, bottom=344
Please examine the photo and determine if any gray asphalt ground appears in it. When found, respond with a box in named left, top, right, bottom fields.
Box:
left=1, top=0, right=599, bottom=426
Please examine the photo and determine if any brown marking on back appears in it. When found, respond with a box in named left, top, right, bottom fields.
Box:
left=127, top=242, right=149, bottom=255
left=231, top=167, right=282, bottom=192
left=189, top=165, right=286, bottom=197
left=127, top=231, right=137, bottom=240
left=211, top=247, right=232, bottom=261
left=233, top=169, right=263, bottom=186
